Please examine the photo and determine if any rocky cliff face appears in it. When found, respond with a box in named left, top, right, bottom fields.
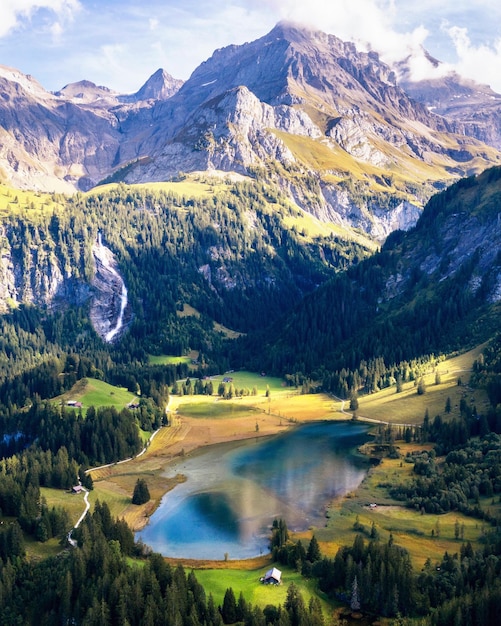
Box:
left=397, top=53, right=501, bottom=151
left=89, top=236, right=131, bottom=343
left=382, top=168, right=501, bottom=305
left=1, top=24, right=501, bottom=240
left=0, top=223, right=129, bottom=341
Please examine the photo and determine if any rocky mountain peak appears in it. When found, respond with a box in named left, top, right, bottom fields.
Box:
left=0, top=64, right=51, bottom=100
left=396, top=51, right=501, bottom=150
left=55, top=79, right=118, bottom=104
left=131, top=68, right=183, bottom=102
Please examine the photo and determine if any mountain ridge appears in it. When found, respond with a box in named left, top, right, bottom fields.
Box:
left=1, top=23, right=501, bottom=240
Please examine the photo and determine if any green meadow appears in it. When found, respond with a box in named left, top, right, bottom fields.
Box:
left=177, top=401, right=259, bottom=419
left=315, top=449, right=485, bottom=568
left=148, top=354, right=193, bottom=366
left=55, top=378, right=137, bottom=414
left=210, top=371, right=287, bottom=395
left=194, top=565, right=335, bottom=616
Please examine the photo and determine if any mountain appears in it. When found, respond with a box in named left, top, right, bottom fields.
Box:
left=396, top=50, right=501, bottom=151
left=116, top=21, right=501, bottom=238
left=1, top=23, right=501, bottom=240
left=244, top=165, right=501, bottom=380
left=127, top=68, right=183, bottom=102
left=0, top=66, right=183, bottom=193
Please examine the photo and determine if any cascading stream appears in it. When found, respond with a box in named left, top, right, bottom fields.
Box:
left=91, top=232, right=129, bottom=342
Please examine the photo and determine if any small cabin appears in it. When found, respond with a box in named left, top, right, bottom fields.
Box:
left=71, top=485, right=84, bottom=494
left=261, top=567, right=282, bottom=585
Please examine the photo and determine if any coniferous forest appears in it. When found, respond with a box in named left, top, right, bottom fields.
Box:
left=0, top=167, right=501, bottom=624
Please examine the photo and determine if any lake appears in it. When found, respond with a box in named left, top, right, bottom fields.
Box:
left=137, top=420, right=370, bottom=559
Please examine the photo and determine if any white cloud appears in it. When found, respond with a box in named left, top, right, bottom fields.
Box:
left=257, top=0, right=501, bottom=91
left=444, top=25, right=501, bottom=91
left=1, top=0, right=500, bottom=95
left=0, top=0, right=80, bottom=37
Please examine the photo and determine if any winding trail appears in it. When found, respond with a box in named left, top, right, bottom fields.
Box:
left=332, top=394, right=416, bottom=429
left=68, top=399, right=172, bottom=545
left=67, top=489, right=90, bottom=547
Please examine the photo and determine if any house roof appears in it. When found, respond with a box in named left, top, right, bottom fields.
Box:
left=265, top=567, right=281, bottom=581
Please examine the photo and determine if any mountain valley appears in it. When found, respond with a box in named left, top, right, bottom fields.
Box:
left=1, top=19, right=501, bottom=626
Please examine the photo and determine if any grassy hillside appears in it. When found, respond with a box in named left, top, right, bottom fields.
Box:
left=54, top=378, right=137, bottom=414
left=0, top=182, right=66, bottom=218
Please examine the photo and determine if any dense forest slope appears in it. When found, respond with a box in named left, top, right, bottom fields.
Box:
left=0, top=176, right=371, bottom=391
left=240, top=166, right=501, bottom=391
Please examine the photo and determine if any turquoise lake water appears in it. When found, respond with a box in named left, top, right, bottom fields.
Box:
left=137, top=421, right=370, bottom=559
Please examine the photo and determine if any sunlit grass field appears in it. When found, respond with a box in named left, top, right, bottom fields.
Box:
left=54, top=378, right=137, bottom=414
left=194, top=564, right=335, bottom=616
left=315, top=449, right=485, bottom=568
left=177, top=401, right=259, bottom=419
left=148, top=354, right=193, bottom=366
left=0, top=183, right=65, bottom=218
left=341, top=345, right=489, bottom=426
left=40, top=487, right=87, bottom=525
left=40, top=344, right=492, bottom=578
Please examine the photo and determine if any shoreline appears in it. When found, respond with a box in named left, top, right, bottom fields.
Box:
left=89, top=393, right=366, bottom=547
left=131, top=420, right=372, bottom=569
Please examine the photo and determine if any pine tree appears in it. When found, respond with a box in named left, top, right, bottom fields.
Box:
left=221, top=587, right=237, bottom=624
left=132, top=478, right=150, bottom=505
left=306, top=535, right=321, bottom=563
left=350, top=576, right=361, bottom=612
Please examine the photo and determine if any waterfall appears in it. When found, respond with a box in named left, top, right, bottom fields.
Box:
left=105, top=281, right=128, bottom=342
left=93, top=232, right=129, bottom=342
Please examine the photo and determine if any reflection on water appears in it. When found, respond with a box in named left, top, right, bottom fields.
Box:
left=137, top=421, right=370, bottom=559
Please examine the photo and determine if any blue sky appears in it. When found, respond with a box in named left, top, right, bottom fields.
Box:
left=1, top=0, right=500, bottom=93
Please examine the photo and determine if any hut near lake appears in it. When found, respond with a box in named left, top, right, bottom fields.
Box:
left=260, top=567, right=282, bottom=585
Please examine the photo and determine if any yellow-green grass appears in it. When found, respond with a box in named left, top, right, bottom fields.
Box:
left=54, top=378, right=137, bottom=414
left=273, top=127, right=442, bottom=190
left=176, top=303, right=243, bottom=339
left=194, top=565, right=335, bottom=616
left=0, top=183, right=66, bottom=219
left=177, top=303, right=201, bottom=318
left=273, top=130, right=387, bottom=181
left=478, top=494, right=501, bottom=519
left=177, top=401, right=260, bottom=419
left=40, top=487, right=88, bottom=526
left=346, top=346, right=489, bottom=426
left=87, top=480, right=131, bottom=519
left=24, top=535, right=66, bottom=560
left=139, top=429, right=151, bottom=444
left=272, top=127, right=500, bottom=200
left=281, top=208, right=377, bottom=252
left=306, top=449, right=485, bottom=569
left=89, top=464, right=183, bottom=530
left=318, top=502, right=483, bottom=570
left=148, top=354, right=193, bottom=366
left=209, top=371, right=288, bottom=395
left=89, top=179, right=223, bottom=200
left=213, top=320, right=244, bottom=339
